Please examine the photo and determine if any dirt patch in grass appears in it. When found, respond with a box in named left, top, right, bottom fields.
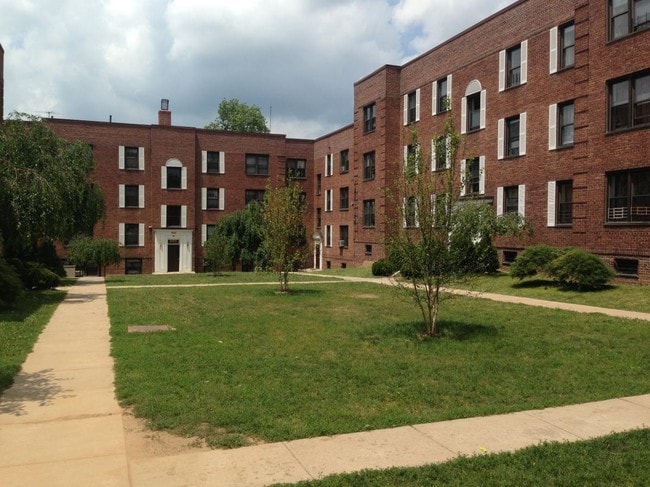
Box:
left=352, top=293, right=379, bottom=299
left=122, top=409, right=210, bottom=459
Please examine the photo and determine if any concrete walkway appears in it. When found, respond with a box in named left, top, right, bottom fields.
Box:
left=0, top=277, right=648, bottom=486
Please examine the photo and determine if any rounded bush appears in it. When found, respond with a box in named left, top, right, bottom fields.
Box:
left=371, top=258, right=396, bottom=277
left=547, top=249, right=615, bottom=290
left=15, top=261, right=62, bottom=289
left=510, top=245, right=562, bottom=280
left=0, top=258, right=25, bottom=308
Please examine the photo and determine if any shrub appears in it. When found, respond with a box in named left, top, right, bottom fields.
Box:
left=11, top=260, right=61, bottom=289
left=547, top=248, right=615, bottom=290
left=510, top=245, right=562, bottom=280
left=372, top=257, right=397, bottom=277
left=0, top=258, right=24, bottom=307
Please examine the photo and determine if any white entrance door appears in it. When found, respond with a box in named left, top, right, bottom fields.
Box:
left=154, top=229, right=193, bottom=273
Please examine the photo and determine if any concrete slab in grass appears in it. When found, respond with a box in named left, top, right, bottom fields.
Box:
left=128, top=325, right=176, bottom=333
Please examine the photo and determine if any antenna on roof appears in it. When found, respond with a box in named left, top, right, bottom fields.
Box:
left=36, top=111, right=56, bottom=118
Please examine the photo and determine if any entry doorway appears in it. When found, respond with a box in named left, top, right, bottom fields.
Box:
left=167, top=240, right=180, bottom=272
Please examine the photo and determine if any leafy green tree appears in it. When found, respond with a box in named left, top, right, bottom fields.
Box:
left=204, top=231, right=232, bottom=275
left=387, top=115, right=527, bottom=338
left=206, top=203, right=265, bottom=272
left=261, top=181, right=308, bottom=293
left=205, top=98, right=270, bottom=133
left=66, top=236, right=121, bottom=277
left=0, top=113, right=105, bottom=258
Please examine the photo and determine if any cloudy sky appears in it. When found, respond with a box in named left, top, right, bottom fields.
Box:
left=0, top=0, right=516, bottom=139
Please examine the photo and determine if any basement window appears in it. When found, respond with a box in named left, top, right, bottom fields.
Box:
left=614, top=258, right=639, bottom=277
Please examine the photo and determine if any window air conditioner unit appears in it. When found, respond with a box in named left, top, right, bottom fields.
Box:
left=338, top=240, right=346, bottom=247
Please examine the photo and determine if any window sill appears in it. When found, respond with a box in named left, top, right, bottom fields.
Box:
left=340, top=169, right=349, bottom=174
left=363, top=178, right=376, bottom=182
left=362, top=226, right=376, bottom=229
left=605, top=221, right=650, bottom=227
left=606, top=123, right=650, bottom=136
left=433, top=108, right=451, bottom=116
left=551, top=143, right=574, bottom=151
left=123, top=167, right=143, bottom=171
left=501, top=154, right=523, bottom=160
left=245, top=173, right=270, bottom=177
left=466, top=128, right=482, bottom=134
left=551, top=223, right=572, bottom=228
left=607, top=26, right=650, bottom=45
left=363, top=129, right=376, bottom=135
left=503, top=82, right=525, bottom=92
left=554, top=64, right=574, bottom=74
left=340, top=208, right=349, bottom=212
left=164, top=187, right=184, bottom=191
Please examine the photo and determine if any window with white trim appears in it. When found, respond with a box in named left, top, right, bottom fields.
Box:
left=431, top=135, right=451, bottom=171
left=162, top=159, right=186, bottom=190
left=461, top=80, right=486, bottom=134
left=325, top=225, right=332, bottom=247
left=403, top=196, right=419, bottom=228
left=202, top=151, right=225, bottom=174
left=201, top=224, right=216, bottom=245
left=404, top=143, right=419, bottom=176
left=202, top=187, right=224, bottom=210
left=119, top=223, right=144, bottom=247
left=324, top=154, right=333, bottom=177
left=550, top=23, right=575, bottom=73
left=460, top=156, right=486, bottom=196
left=119, top=146, right=144, bottom=170
left=497, top=185, right=525, bottom=216
left=498, top=113, right=527, bottom=159
left=161, top=205, right=187, bottom=228
left=404, top=89, right=420, bottom=124
left=547, top=180, right=573, bottom=226
left=433, top=75, right=452, bottom=115
left=499, top=41, right=527, bottom=91
left=549, top=102, right=574, bottom=149
left=325, top=189, right=333, bottom=212
left=119, top=184, right=144, bottom=208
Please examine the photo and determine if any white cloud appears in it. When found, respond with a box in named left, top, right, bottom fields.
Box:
left=0, top=0, right=518, bottom=137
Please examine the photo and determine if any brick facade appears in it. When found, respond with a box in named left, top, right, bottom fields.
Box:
left=3, top=1, right=649, bottom=281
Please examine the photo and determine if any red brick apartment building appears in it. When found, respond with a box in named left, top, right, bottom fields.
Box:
left=2, top=0, right=649, bottom=280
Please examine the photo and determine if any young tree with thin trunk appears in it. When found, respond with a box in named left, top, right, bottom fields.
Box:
left=387, top=114, right=526, bottom=338
left=261, top=180, right=308, bottom=293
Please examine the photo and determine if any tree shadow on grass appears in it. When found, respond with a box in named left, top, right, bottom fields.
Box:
left=511, top=279, right=557, bottom=289
left=360, top=319, right=498, bottom=343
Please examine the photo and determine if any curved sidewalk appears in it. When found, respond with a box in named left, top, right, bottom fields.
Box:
left=0, top=277, right=648, bottom=486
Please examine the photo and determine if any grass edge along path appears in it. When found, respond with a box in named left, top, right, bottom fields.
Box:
left=272, top=428, right=650, bottom=487
left=0, top=289, right=67, bottom=393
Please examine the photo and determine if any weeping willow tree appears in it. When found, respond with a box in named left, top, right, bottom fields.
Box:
left=0, top=113, right=105, bottom=258
left=386, top=113, right=527, bottom=338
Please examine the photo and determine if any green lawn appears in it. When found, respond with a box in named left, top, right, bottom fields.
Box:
left=105, top=271, right=341, bottom=287
left=107, top=281, right=650, bottom=448
left=0, top=289, right=67, bottom=392
left=449, top=273, right=650, bottom=313
left=274, top=429, right=650, bottom=486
